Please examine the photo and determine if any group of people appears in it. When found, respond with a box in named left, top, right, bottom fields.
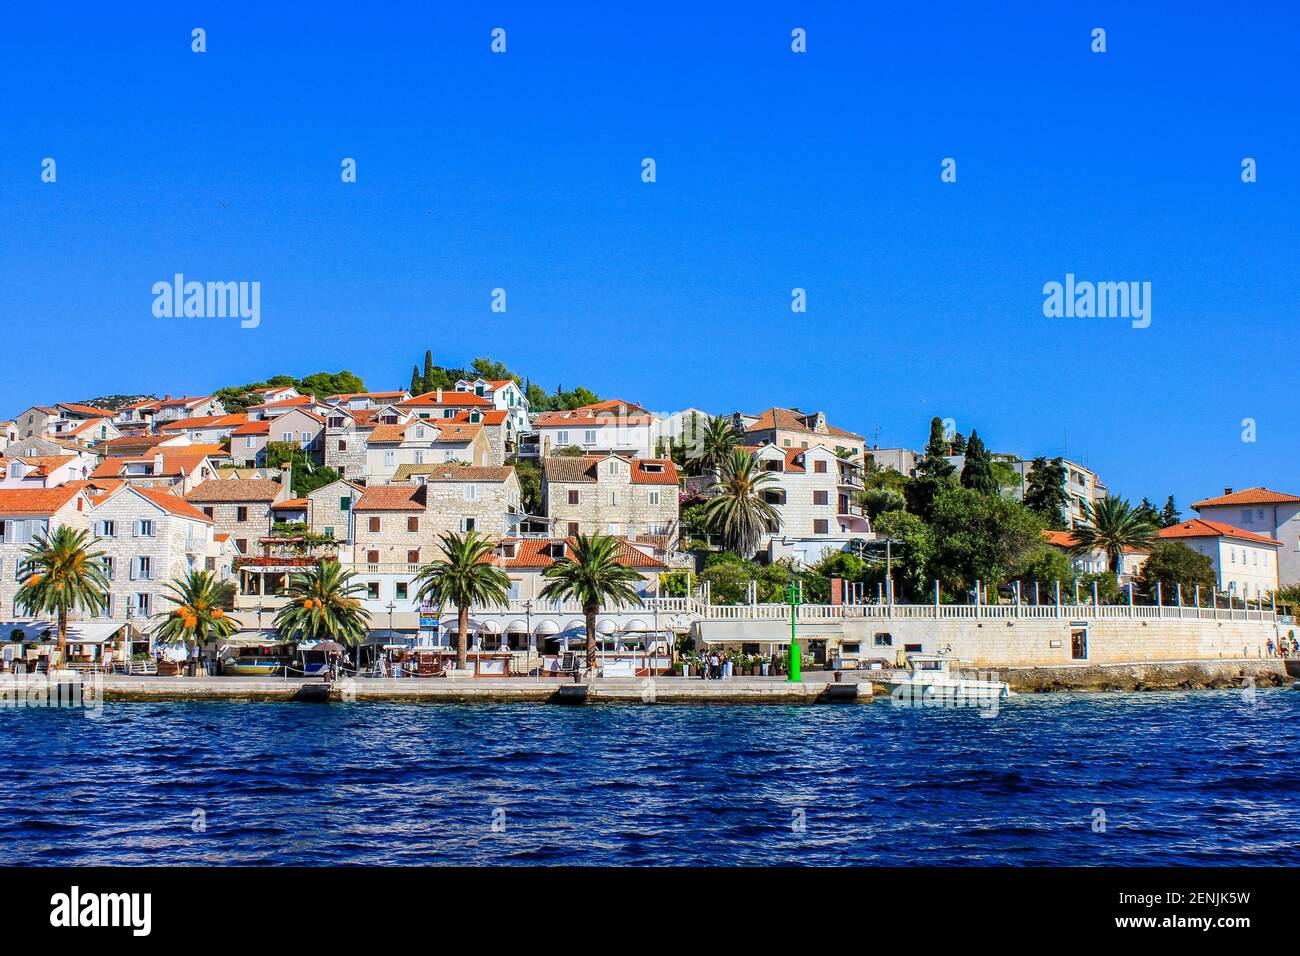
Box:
left=1266, top=636, right=1299, bottom=657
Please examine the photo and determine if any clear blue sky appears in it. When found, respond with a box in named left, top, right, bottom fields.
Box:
left=3, top=2, right=1297, bottom=512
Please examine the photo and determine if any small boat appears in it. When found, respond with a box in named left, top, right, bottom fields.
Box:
left=883, top=654, right=1010, bottom=705
left=224, top=657, right=282, bottom=677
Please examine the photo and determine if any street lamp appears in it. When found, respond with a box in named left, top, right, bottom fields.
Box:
left=523, top=599, right=533, bottom=659
left=786, top=579, right=802, bottom=683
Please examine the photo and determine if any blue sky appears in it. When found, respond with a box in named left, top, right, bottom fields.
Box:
left=3, top=2, right=1297, bottom=511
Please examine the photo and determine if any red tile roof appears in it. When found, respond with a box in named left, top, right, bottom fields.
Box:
left=354, top=484, right=427, bottom=512
left=160, top=414, right=248, bottom=433
left=271, top=498, right=309, bottom=510
left=744, top=407, right=864, bottom=442
left=131, top=487, right=214, bottom=522
left=399, top=392, right=493, bottom=408
left=232, top=420, right=270, bottom=436
left=491, top=537, right=665, bottom=570
left=1192, top=487, right=1300, bottom=509
left=0, top=486, right=84, bottom=516
left=1156, top=519, right=1282, bottom=547
left=184, top=478, right=282, bottom=503
left=543, top=456, right=679, bottom=485
left=56, top=403, right=116, bottom=418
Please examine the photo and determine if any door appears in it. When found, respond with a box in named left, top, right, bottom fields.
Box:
left=1070, top=625, right=1088, bottom=661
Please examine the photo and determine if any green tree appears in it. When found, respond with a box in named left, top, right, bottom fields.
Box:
left=263, top=441, right=337, bottom=496
left=1135, top=497, right=1161, bottom=527
left=872, top=510, right=936, bottom=601
left=1159, top=495, right=1181, bottom=528
left=273, top=559, right=371, bottom=646
left=410, top=365, right=422, bottom=395
left=1069, top=496, right=1157, bottom=573
left=1012, top=546, right=1077, bottom=599
left=703, top=449, right=781, bottom=558
left=959, top=430, right=998, bottom=495
left=413, top=531, right=512, bottom=669
left=1136, top=541, right=1215, bottom=601
left=539, top=534, right=645, bottom=668
left=422, top=350, right=435, bottom=393
left=297, top=371, right=364, bottom=398
left=905, top=416, right=958, bottom=520
left=859, top=486, right=905, bottom=521
left=514, top=460, right=542, bottom=515
left=690, top=415, right=739, bottom=475
left=928, top=487, right=1044, bottom=597
left=154, top=570, right=238, bottom=658
left=15, top=526, right=109, bottom=664
left=1023, top=457, right=1069, bottom=530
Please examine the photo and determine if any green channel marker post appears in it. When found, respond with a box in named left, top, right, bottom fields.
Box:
left=787, top=579, right=801, bottom=682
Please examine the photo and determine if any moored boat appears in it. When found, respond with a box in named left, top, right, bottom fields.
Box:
left=883, top=654, right=1010, bottom=705
left=223, top=658, right=282, bottom=677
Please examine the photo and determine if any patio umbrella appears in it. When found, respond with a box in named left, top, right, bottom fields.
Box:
left=312, top=640, right=346, bottom=655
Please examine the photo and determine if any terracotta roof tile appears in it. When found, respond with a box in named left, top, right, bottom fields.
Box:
left=0, top=486, right=84, bottom=516
left=1156, top=519, right=1282, bottom=547
left=185, top=478, right=282, bottom=503
left=1192, top=487, right=1300, bottom=509
left=394, top=464, right=514, bottom=482
left=491, top=537, right=665, bottom=570
left=354, top=484, right=426, bottom=512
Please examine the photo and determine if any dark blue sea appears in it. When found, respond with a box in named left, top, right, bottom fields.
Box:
left=2, top=690, right=1298, bottom=865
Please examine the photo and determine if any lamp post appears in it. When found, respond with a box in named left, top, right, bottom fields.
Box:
left=523, top=599, right=533, bottom=659
left=786, top=579, right=801, bottom=683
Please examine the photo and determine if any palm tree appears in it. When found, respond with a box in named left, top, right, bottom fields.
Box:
left=15, top=526, right=109, bottom=665
left=703, top=449, right=781, bottom=557
left=690, top=415, right=740, bottom=475
left=539, top=534, right=645, bottom=669
left=154, top=570, right=239, bottom=661
left=1070, top=496, right=1157, bottom=573
left=413, top=531, right=512, bottom=668
left=273, top=559, right=371, bottom=646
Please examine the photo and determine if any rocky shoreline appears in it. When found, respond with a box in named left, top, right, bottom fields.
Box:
left=999, top=658, right=1293, bottom=693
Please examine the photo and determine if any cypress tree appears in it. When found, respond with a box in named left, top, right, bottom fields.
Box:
left=959, top=430, right=998, bottom=495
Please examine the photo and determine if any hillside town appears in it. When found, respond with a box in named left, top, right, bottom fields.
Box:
left=1, top=359, right=1295, bottom=677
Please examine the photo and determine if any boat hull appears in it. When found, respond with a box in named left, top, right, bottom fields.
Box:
left=224, top=661, right=281, bottom=677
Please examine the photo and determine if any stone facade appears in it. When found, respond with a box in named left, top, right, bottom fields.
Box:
left=543, top=455, right=679, bottom=545
left=184, top=477, right=287, bottom=555
left=88, top=486, right=231, bottom=619
left=307, top=478, right=365, bottom=543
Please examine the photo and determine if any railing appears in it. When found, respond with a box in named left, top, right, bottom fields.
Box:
left=694, top=602, right=1278, bottom=625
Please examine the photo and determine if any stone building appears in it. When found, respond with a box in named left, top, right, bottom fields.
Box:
left=542, top=455, right=680, bottom=546
left=184, top=474, right=290, bottom=555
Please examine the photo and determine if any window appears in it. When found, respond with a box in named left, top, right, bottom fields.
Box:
left=407, top=549, right=420, bottom=564
left=407, top=516, right=419, bottom=532
left=557, top=430, right=570, bottom=444
left=97, top=520, right=116, bottom=537
left=814, top=459, right=827, bottom=474
left=568, top=490, right=580, bottom=505
left=323, top=526, right=334, bottom=539
left=203, top=507, right=214, bottom=518
left=649, top=490, right=660, bottom=505
left=281, top=432, right=292, bottom=443
left=783, top=439, right=791, bottom=447
left=246, top=436, right=256, bottom=448
left=813, top=490, right=829, bottom=506
left=873, top=633, right=893, bottom=647
left=384, top=451, right=395, bottom=467
left=813, top=519, right=829, bottom=534
left=414, top=451, right=424, bottom=465
left=567, top=522, right=579, bottom=536
left=235, top=507, right=247, bottom=523
left=135, top=593, right=151, bottom=616
left=584, top=430, right=596, bottom=445
left=340, top=497, right=351, bottom=511
left=461, top=517, right=477, bottom=532
left=608, top=491, right=618, bottom=506
left=396, top=582, right=408, bottom=600
left=102, top=556, right=115, bottom=579
left=235, top=538, right=247, bottom=554
left=464, top=485, right=477, bottom=501
left=366, top=582, right=380, bottom=599
left=132, top=556, right=152, bottom=580
left=338, top=439, right=347, bottom=451
left=135, top=519, right=155, bottom=537
left=368, top=517, right=380, bottom=533
left=366, top=550, right=379, bottom=563
left=301, top=432, right=311, bottom=445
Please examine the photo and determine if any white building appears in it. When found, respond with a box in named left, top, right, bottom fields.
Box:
left=1156, top=518, right=1281, bottom=600
left=1191, top=487, right=1300, bottom=587
left=532, top=400, right=657, bottom=459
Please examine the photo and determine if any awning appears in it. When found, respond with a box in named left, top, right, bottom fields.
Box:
left=533, top=620, right=559, bottom=636
left=624, top=618, right=650, bottom=632
left=505, top=619, right=529, bottom=634
left=597, top=619, right=617, bottom=635
left=479, top=620, right=501, bottom=634
left=63, top=621, right=131, bottom=645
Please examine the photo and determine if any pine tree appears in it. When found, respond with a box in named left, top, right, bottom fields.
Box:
left=1136, top=497, right=1160, bottom=526
left=1023, top=456, right=1069, bottom=530
left=905, top=417, right=958, bottom=520
left=959, top=430, right=998, bottom=495
left=950, top=432, right=967, bottom=455
left=1159, top=495, right=1180, bottom=528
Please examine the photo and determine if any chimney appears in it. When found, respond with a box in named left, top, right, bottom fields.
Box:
left=1224, top=487, right=1233, bottom=495
left=279, top=461, right=293, bottom=499
left=436, top=388, right=443, bottom=402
